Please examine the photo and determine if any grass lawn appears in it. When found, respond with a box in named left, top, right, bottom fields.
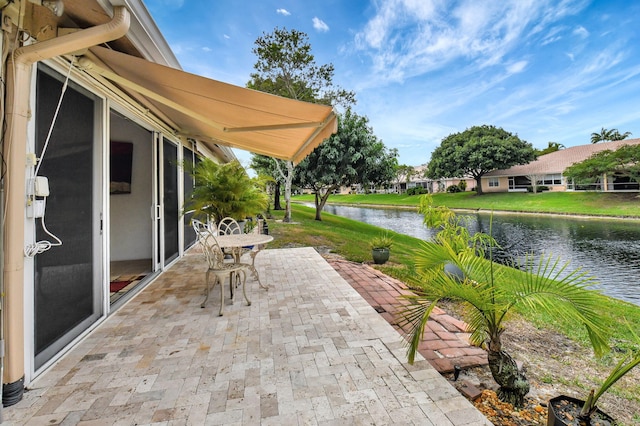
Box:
left=293, top=191, right=640, bottom=218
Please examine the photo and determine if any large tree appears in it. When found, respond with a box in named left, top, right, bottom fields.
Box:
left=564, top=144, right=640, bottom=186
left=590, top=127, right=632, bottom=144
left=427, top=125, right=536, bottom=195
left=247, top=27, right=355, bottom=222
left=294, top=108, right=398, bottom=220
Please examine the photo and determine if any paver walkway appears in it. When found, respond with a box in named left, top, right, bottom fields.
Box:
left=4, top=247, right=490, bottom=425
left=328, top=259, right=488, bottom=374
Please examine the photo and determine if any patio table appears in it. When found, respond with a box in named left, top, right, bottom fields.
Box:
left=215, top=233, right=274, bottom=290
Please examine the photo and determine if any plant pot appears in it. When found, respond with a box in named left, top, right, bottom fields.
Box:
left=547, top=395, right=616, bottom=426
left=372, top=248, right=390, bottom=264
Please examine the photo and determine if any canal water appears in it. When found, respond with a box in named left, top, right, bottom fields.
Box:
left=320, top=204, right=640, bottom=306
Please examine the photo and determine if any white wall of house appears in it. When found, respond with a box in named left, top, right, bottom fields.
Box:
left=109, top=112, right=154, bottom=261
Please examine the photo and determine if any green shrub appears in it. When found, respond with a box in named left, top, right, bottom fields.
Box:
left=407, top=187, right=428, bottom=195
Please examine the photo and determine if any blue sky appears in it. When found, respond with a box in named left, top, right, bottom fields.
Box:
left=144, top=0, right=640, bottom=168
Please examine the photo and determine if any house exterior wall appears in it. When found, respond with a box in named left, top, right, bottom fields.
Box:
left=0, top=0, right=231, bottom=405
left=482, top=176, right=509, bottom=193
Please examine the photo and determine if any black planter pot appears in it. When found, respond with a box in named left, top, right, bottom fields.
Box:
left=547, top=395, right=616, bottom=426
left=372, top=248, right=390, bottom=264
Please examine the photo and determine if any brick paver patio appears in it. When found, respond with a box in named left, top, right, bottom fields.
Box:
left=4, top=247, right=490, bottom=425
left=329, top=259, right=488, bottom=374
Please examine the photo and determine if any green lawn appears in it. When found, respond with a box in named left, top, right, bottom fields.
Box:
left=293, top=191, right=640, bottom=218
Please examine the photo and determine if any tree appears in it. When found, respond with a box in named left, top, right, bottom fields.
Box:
left=399, top=196, right=609, bottom=407
left=427, top=125, right=536, bottom=195
left=247, top=27, right=355, bottom=222
left=526, top=174, right=544, bottom=193
left=395, top=164, right=416, bottom=193
left=294, top=108, right=398, bottom=220
left=182, top=159, right=269, bottom=222
left=535, top=141, right=565, bottom=156
left=250, top=154, right=284, bottom=210
left=591, top=128, right=632, bottom=144
left=564, top=144, right=640, bottom=186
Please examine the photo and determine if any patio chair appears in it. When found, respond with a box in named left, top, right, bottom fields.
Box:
left=218, top=217, right=242, bottom=235
left=192, top=220, right=250, bottom=315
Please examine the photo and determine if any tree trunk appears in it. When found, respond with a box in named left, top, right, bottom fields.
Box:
left=274, top=160, right=294, bottom=222
left=314, top=191, right=322, bottom=221
left=274, top=181, right=283, bottom=210
left=314, top=187, right=334, bottom=221
left=283, top=161, right=293, bottom=222
left=487, top=349, right=530, bottom=408
left=475, top=176, right=483, bottom=195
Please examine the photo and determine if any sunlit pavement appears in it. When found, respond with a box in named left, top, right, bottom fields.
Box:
left=5, top=247, right=489, bottom=425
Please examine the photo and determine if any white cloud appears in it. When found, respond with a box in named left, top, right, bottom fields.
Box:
left=224, top=34, right=230, bottom=40
left=540, top=26, right=565, bottom=45
left=353, top=0, right=590, bottom=84
left=506, top=60, right=527, bottom=74
left=566, top=52, right=575, bottom=61
left=313, top=17, right=329, bottom=32
left=276, top=8, right=290, bottom=16
left=573, top=25, right=589, bottom=38
left=202, top=46, right=212, bottom=52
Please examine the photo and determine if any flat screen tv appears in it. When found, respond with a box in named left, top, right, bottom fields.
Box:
left=110, top=141, right=133, bottom=194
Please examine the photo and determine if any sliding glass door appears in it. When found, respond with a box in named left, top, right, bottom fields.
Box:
left=33, top=65, right=103, bottom=370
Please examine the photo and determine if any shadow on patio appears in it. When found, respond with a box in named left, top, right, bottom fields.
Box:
left=5, top=247, right=490, bottom=425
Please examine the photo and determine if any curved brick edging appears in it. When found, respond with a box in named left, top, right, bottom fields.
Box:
left=327, top=259, right=488, bottom=373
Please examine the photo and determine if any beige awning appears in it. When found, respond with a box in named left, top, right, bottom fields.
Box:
left=79, top=46, right=337, bottom=163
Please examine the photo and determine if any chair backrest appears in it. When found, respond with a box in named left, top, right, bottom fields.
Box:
left=199, top=233, right=226, bottom=269
left=218, top=217, right=242, bottom=235
left=192, top=219, right=209, bottom=241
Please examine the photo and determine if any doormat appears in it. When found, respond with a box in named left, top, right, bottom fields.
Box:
left=110, top=274, right=146, bottom=293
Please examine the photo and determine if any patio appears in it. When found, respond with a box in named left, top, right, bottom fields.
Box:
left=4, top=247, right=490, bottom=425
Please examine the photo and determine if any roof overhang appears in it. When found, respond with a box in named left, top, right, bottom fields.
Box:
left=79, top=46, right=337, bottom=163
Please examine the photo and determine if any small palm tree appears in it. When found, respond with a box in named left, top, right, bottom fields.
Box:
left=183, top=159, right=269, bottom=222
left=399, top=196, right=610, bottom=407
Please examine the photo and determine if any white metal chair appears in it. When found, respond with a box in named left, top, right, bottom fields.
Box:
left=218, top=217, right=242, bottom=235
left=192, top=219, right=250, bottom=315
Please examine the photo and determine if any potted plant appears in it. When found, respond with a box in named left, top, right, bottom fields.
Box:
left=548, top=325, right=640, bottom=425
left=370, top=232, right=393, bottom=264
left=182, top=159, right=269, bottom=224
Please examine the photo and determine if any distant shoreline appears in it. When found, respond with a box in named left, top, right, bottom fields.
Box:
left=314, top=201, right=640, bottom=221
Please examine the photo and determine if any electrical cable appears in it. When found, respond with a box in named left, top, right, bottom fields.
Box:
left=24, top=58, right=74, bottom=257
left=23, top=212, right=63, bottom=257
left=34, top=57, right=73, bottom=177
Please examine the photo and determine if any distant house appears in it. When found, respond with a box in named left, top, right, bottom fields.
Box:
left=482, top=139, right=640, bottom=192
left=389, top=164, right=475, bottom=194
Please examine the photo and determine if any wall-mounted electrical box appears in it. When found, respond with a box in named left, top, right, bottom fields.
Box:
left=29, top=176, right=50, bottom=197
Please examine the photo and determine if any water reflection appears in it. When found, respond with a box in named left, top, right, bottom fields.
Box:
left=319, top=204, right=640, bottom=306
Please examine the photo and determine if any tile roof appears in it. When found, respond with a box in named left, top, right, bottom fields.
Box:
left=486, top=138, right=640, bottom=177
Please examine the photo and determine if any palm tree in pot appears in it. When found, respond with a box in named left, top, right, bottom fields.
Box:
left=548, top=324, right=640, bottom=425
left=183, top=159, right=269, bottom=224
left=399, top=196, right=610, bottom=408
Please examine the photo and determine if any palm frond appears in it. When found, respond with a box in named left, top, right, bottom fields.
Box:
left=500, top=254, right=611, bottom=357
